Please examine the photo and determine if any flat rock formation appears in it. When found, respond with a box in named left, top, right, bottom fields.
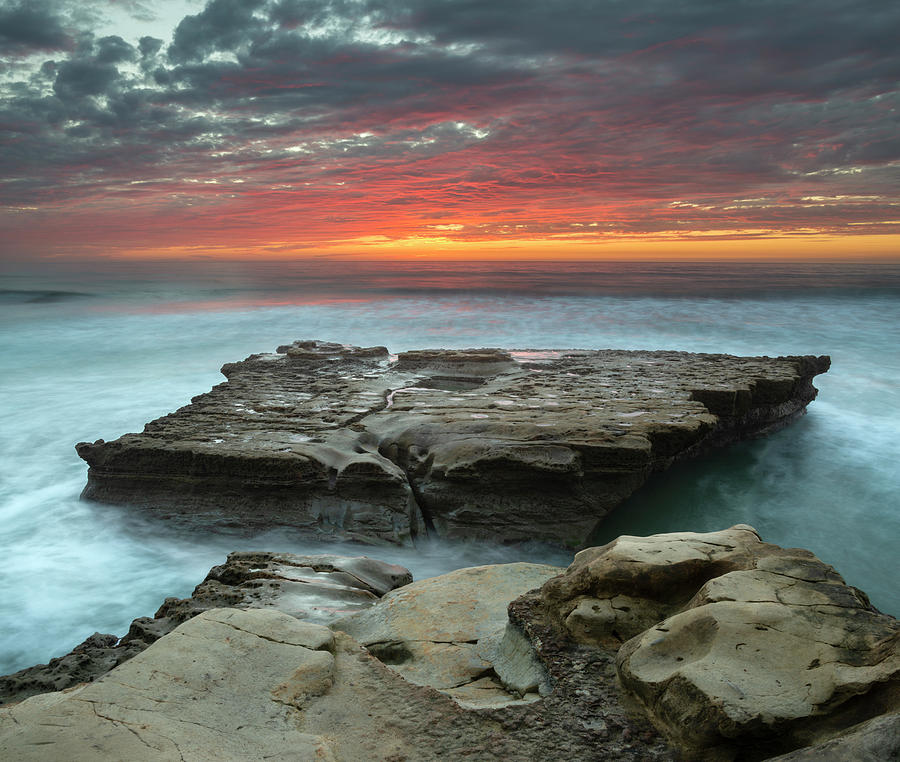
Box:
left=0, top=553, right=411, bottom=706
left=0, top=609, right=340, bottom=761
left=77, top=340, right=830, bottom=545
left=1, top=528, right=897, bottom=760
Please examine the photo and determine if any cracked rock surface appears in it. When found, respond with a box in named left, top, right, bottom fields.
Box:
left=76, top=340, right=830, bottom=546
left=0, top=608, right=338, bottom=761
left=1, top=528, right=895, bottom=760
left=0, top=584, right=676, bottom=761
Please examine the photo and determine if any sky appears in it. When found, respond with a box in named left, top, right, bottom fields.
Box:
left=1, top=0, right=899, bottom=261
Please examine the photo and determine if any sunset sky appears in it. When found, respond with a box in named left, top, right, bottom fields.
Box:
left=1, top=0, right=898, bottom=261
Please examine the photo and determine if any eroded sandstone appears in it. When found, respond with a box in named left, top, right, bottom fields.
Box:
left=0, top=609, right=339, bottom=761
left=334, top=562, right=563, bottom=708
left=0, top=608, right=676, bottom=761
left=2, top=528, right=896, bottom=760
left=525, top=525, right=900, bottom=760
left=76, top=340, right=830, bottom=545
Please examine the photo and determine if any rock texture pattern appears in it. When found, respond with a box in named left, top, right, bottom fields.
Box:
left=2, top=530, right=896, bottom=761
left=0, top=609, right=339, bottom=761
left=335, top=562, right=562, bottom=708
left=1, top=587, right=676, bottom=761
left=0, top=552, right=410, bottom=706
left=77, top=340, right=829, bottom=545
left=766, top=711, right=900, bottom=761
left=530, top=525, right=900, bottom=760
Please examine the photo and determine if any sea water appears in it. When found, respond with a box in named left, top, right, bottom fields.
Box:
left=1, top=259, right=898, bottom=674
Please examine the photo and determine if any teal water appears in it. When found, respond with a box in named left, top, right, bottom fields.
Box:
left=1, top=259, right=898, bottom=674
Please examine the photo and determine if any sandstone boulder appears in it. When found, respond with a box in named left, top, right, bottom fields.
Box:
left=617, top=562, right=899, bottom=758
left=540, top=524, right=777, bottom=648
left=334, top=562, right=563, bottom=708
left=531, top=525, right=900, bottom=759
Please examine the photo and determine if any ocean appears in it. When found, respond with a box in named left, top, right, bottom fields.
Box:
left=1, top=258, right=898, bottom=675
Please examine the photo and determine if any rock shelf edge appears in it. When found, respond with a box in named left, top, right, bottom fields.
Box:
left=76, top=340, right=830, bottom=545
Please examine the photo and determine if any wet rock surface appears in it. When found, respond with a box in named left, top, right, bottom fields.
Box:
left=77, top=340, right=830, bottom=545
left=0, top=552, right=410, bottom=707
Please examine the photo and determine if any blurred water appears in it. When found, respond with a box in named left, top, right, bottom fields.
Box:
left=1, top=259, right=898, bottom=674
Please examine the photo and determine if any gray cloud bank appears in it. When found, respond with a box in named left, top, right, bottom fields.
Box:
left=1, top=0, right=898, bottom=248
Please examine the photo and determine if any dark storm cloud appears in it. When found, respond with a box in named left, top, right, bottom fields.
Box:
left=138, top=36, right=163, bottom=58
left=367, top=0, right=900, bottom=70
left=53, top=58, right=120, bottom=98
left=95, top=35, right=136, bottom=64
left=1, top=0, right=899, bottom=248
left=168, top=0, right=268, bottom=62
left=0, top=1, right=70, bottom=54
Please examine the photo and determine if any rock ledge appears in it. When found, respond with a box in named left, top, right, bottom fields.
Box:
left=77, top=341, right=829, bottom=545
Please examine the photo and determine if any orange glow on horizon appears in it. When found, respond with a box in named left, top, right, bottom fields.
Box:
left=29, top=231, right=899, bottom=263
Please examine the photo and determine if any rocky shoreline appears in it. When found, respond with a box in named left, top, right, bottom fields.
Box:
left=1, top=527, right=897, bottom=760
left=76, top=340, right=830, bottom=546
left=4, top=340, right=896, bottom=760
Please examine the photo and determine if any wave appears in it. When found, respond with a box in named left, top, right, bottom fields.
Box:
left=0, top=289, right=94, bottom=304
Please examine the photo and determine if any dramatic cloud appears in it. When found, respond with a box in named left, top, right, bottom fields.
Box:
left=0, top=1, right=70, bottom=55
left=1, top=0, right=898, bottom=259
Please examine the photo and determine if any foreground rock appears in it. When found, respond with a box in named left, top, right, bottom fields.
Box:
left=526, top=525, right=900, bottom=759
left=0, top=609, right=338, bottom=761
left=77, top=340, right=829, bottom=545
left=0, top=552, right=410, bottom=706
left=1, top=528, right=896, bottom=760
left=335, top=562, right=562, bottom=708
left=1, top=610, right=674, bottom=761
left=767, top=711, right=900, bottom=761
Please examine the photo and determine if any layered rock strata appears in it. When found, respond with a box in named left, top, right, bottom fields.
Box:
left=77, top=340, right=830, bottom=545
left=0, top=552, right=411, bottom=706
